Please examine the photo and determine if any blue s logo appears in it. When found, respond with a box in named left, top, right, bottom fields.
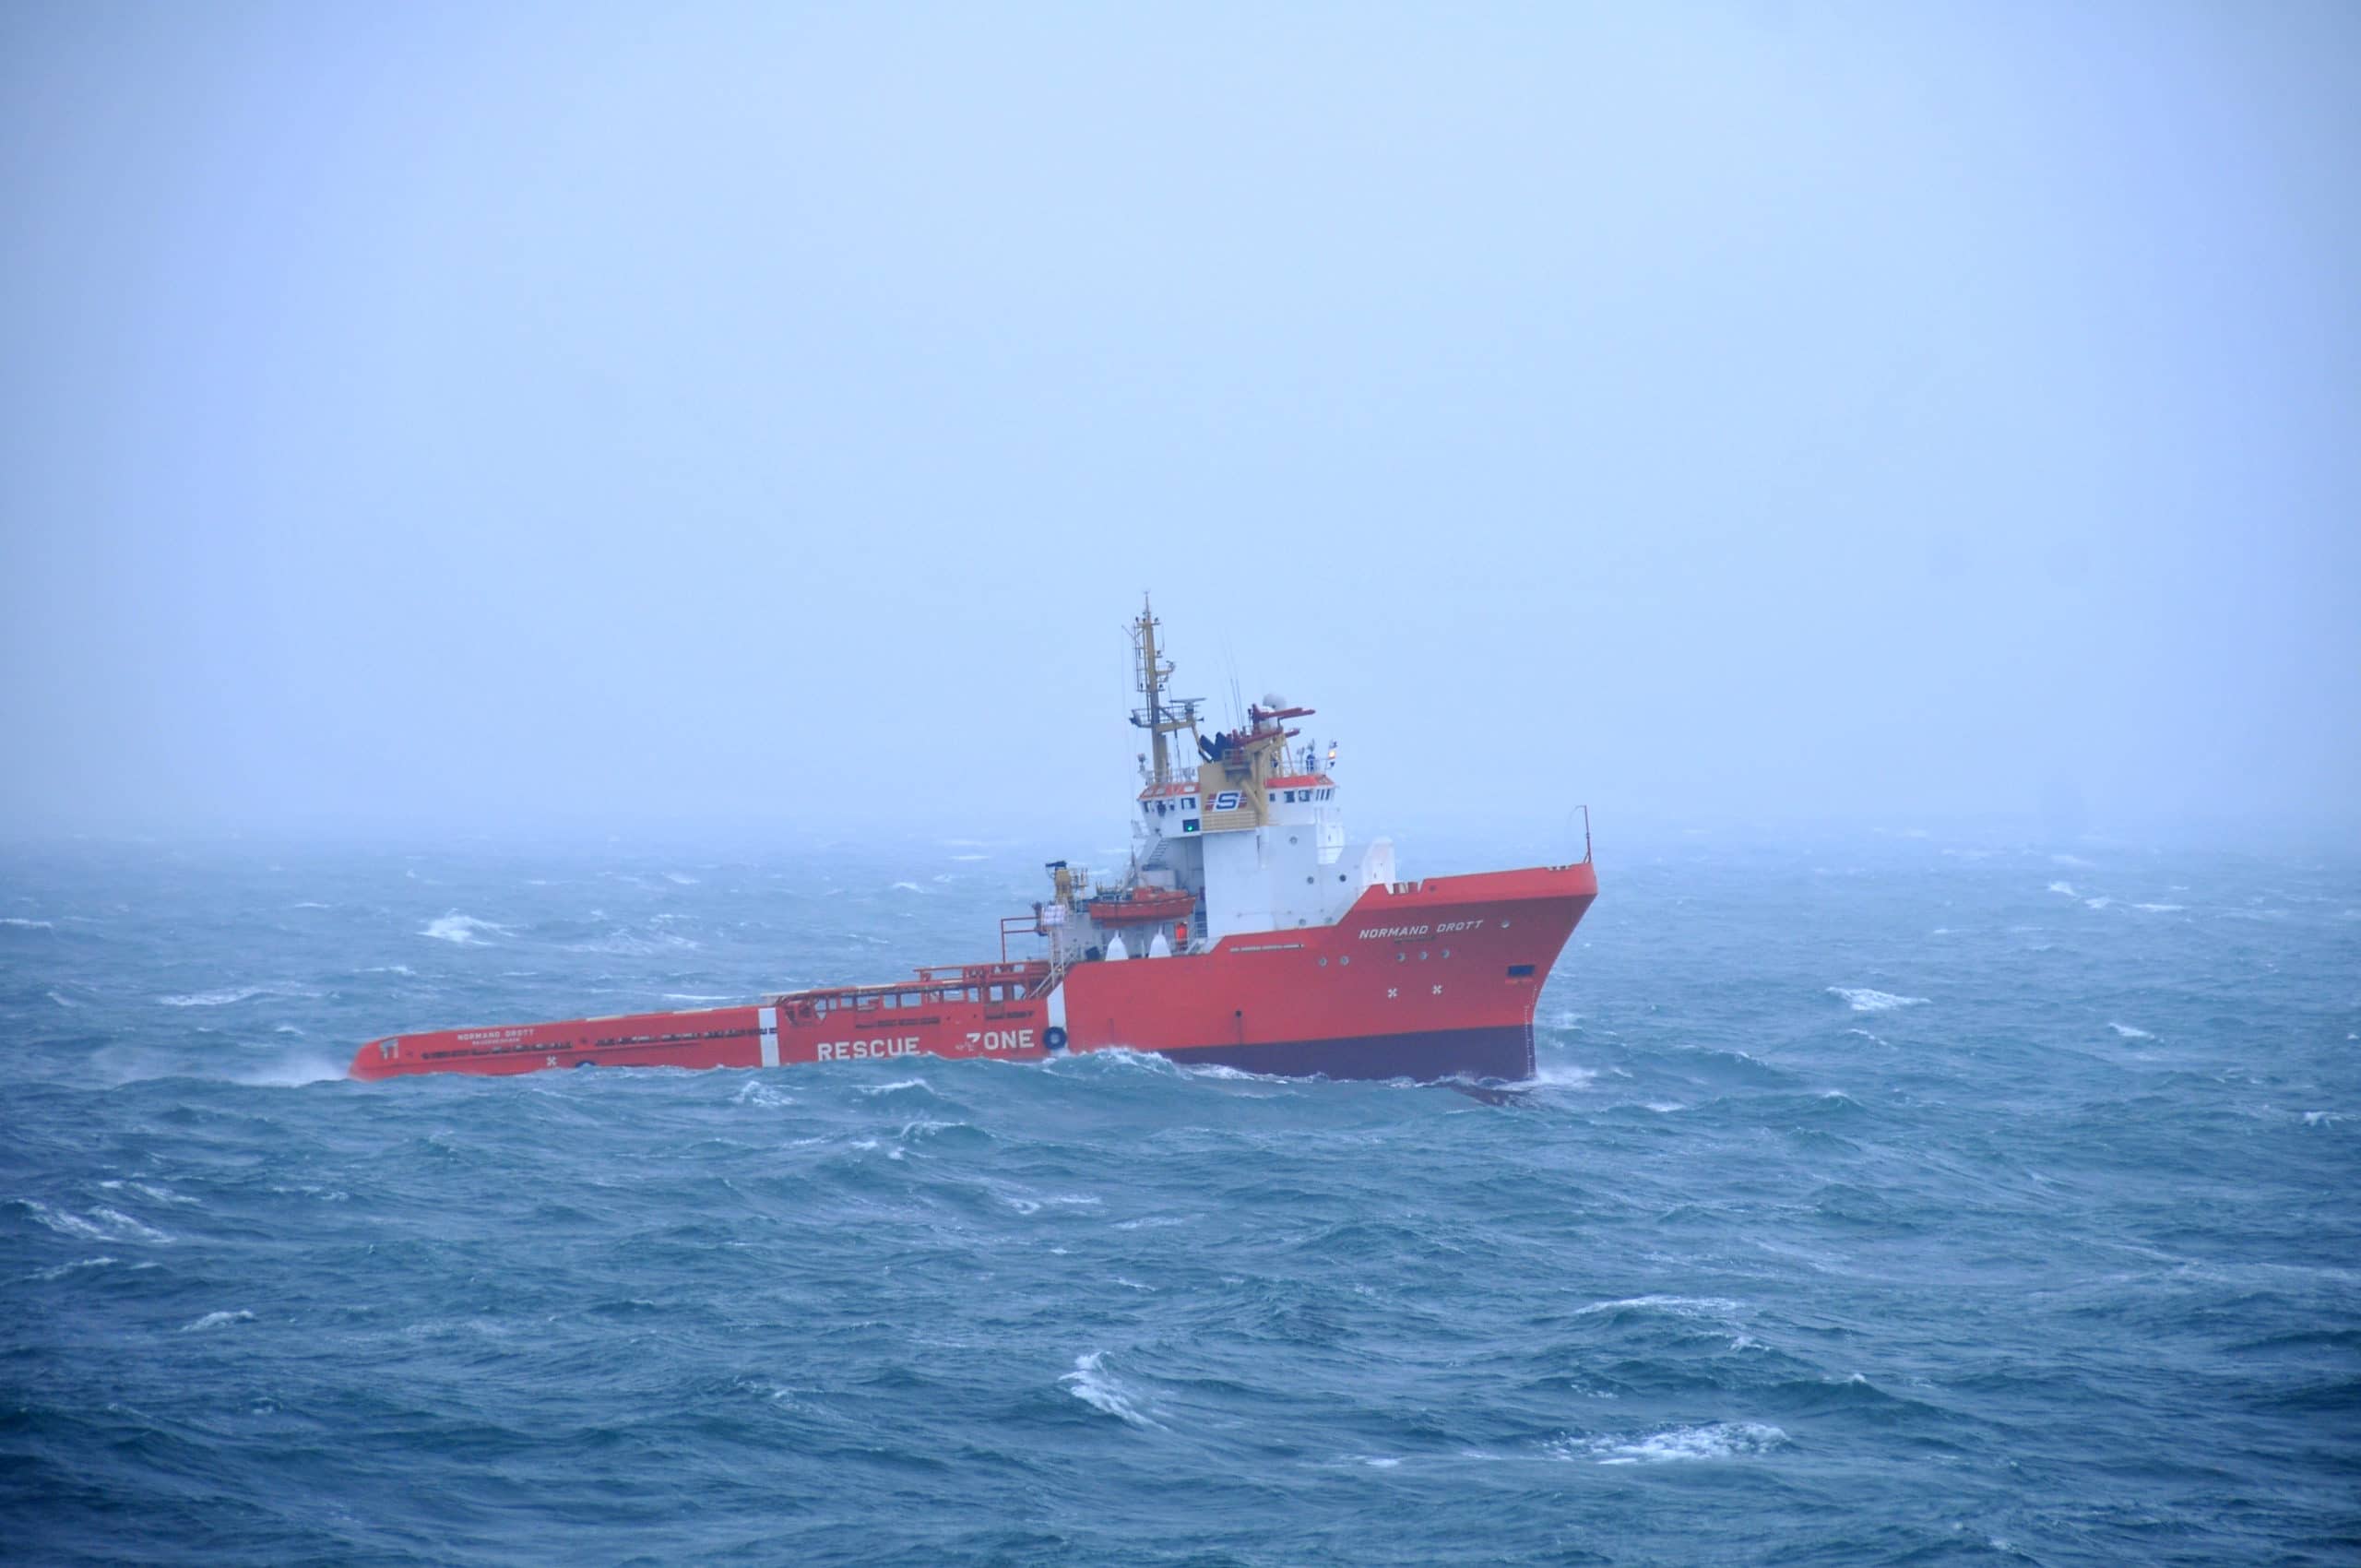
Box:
left=1212, top=791, right=1241, bottom=811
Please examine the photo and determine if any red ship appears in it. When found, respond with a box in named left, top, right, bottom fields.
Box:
left=349, top=600, right=1597, bottom=1084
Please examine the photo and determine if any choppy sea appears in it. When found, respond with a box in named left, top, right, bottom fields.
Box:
left=3, top=832, right=2355, bottom=1565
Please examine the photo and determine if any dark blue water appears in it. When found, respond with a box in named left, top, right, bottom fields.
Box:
left=5, top=834, right=2355, bottom=1565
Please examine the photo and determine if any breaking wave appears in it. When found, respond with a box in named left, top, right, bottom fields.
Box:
left=160, top=987, right=254, bottom=1008
left=30, top=1255, right=118, bottom=1280
left=1574, top=1295, right=1744, bottom=1319
left=16, top=1200, right=173, bottom=1244
left=1554, top=1421, right=1788, bottom=1465
left=564, top=927, right=699, bottom=956
left=1827, top=987, right=1928, bottom=1013
left=421, top=913, right=508, bottom=945
left=1061, top=1351, right=1162, bottom=1430
left=159, top=987, right=318, bottom=1010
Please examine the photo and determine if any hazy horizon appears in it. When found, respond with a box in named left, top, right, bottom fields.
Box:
left=5, top=4, right=2355, bottom=848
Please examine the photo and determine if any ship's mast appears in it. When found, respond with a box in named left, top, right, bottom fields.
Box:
left=1129, top=594, right=1201, bottom=785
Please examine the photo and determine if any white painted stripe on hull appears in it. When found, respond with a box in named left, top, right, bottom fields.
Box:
left=758, top=1006, right=780, bottom=1067
left=1046, top=983, right=1066, bottom=1033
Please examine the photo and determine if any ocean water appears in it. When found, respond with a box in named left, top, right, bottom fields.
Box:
left=3, top=833, right=2355, bottom=1565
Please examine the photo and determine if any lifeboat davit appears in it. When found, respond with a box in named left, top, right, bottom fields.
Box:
left=1085, top=887, right=1195, bottom=925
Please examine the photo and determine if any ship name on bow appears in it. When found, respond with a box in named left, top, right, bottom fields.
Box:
left=1358, top=919, right=1485, bottom=941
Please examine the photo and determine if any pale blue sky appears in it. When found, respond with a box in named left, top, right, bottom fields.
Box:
left=3, top=3, right=2354, bottom=842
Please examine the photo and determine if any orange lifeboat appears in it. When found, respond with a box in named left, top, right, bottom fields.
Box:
left=1085, top=887, right=1195, bottom=925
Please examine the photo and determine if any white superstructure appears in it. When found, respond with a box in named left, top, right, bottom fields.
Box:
left=1036, top=600, right=1396, bottom=965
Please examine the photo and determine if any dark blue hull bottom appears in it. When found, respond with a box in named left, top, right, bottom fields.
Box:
left=1151, top=1025, right=1536, bottom=1084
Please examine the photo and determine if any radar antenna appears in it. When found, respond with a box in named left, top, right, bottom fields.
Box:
left=1128, top=593, right=1204, bottom=785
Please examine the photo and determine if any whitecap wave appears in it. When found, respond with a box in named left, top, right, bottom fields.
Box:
left=100, top=1181, right=196, bottom=1206
left=2083, top=896, right=2116, bottom=910
left=1061, top=1351, right=1162, bottom=1429
left=565, top=928, right=699, bottom=956
left=18, top=1201, right=173, bottom=1244
left=1557, top=1420, right=1786, bottom=1465
left=0, top=917, right=54, bottom=930
left=30, top=1255, right=117, bottom=1280
left=1573, top=1294, right=1743, bottom=1319
left=2132, top=903, right=2186, bottom=913
left=2109, top=1022, right=2154, bottom=1039
left=21, top=1202, right=111, bottom=1241
left=2047, top=881, right=2078, bottom=897
left=181, top=1310, right=254, bottom=1332
left=160, top=986, right=269, bottom=1007
left=888, top=881, right=928, bottom=895
left=1827, top=987, right=1928, bottom=1013
left=663, top=873, right=699, bottom=885
left=854, top=1077, right=931, bottom=1097
left=46, top=991, right=78, bottom=1009
left=421, top=913, right=508, bottom=945
left=1055, top=1048, right=1183, bottom=1077
left=1179, top=1062, right=1265, bottom=1082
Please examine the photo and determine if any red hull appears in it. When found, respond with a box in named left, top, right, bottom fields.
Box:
left=349, top=862, right=1596, bottom=1085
